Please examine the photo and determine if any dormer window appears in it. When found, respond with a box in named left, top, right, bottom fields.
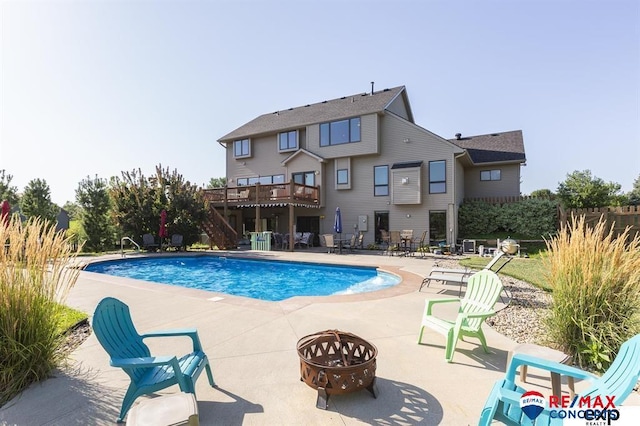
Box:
left=234, top=139, right=251, bottom=158
left=278, top=131, right=298, bottom=152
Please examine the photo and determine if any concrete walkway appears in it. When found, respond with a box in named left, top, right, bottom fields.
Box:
left=0, top=249, right=575, bottom=425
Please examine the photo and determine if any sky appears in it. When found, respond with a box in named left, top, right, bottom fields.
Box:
left=1, top=0, right=639, bottom=206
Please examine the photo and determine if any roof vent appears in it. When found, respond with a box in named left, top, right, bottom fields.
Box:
left=274, top=111, right=279, bottom=115
left=491, top=133, right=500, bottom=136
left=305, top=104, right=310, bottom=107
left=371, top=81, right=374, bottom=95
left=340, top=96, right=346, bottom=100
left=455, top=133, right=462, bottom=140
left=322, top=100, right=327, bottom=103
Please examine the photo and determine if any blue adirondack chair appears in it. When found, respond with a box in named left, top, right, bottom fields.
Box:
left=478, top=334, right=640, bottom=426
left=418, top=269, right=503, bottom=362
left=92, top=297, right=216, bottom=422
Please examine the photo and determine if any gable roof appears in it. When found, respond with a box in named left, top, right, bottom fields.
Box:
left=219, top=86, right=408, bottom=142
left=449, top=130, right=526, bottom=164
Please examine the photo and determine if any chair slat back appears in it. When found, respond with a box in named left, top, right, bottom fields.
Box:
left=581, top=334, right=640, bottom=403
left=460, top=270, right=503, bottom=331
left=93, top=297, right=151, bottom=383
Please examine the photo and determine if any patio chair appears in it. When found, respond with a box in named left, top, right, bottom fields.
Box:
left=412, top=230, right=427, bottom=257
left=298, top=232, right=313, bottom=248
left=342, top=234, right=357, bottom=252
left=478, top=334, right=640, bottom=426
left=322, top=234, right=337, bottom=253
left=418, top=269, right=503, bottom=362
left=142, top=233, right=159, bottom=251
left=92, top=297, right=216, bottom=422
left=167, top=233, right=183, bottom=251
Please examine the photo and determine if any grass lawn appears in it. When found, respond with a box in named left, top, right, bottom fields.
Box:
left=459, top=254, right=551, bottom=291
left=58, top=305, right=88, bottom=333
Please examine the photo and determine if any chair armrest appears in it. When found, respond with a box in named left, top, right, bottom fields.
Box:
left=506, top=353, right=598, bottom=383
left=461, top=310, right=496, bottom=320
left=142, top=328, right=203, bottom=352
left=425, top=297, right=460, bottom=315
left=111, top=355, right=178, bottom=369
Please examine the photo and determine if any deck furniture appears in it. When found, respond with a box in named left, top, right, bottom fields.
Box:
left=479, top=334, right=640, bottom=426
left=418, top=270, right=503, bottom=362
left=92, top=297, right=215, bottom=422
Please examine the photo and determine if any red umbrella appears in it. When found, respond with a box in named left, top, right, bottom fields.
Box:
left=159, top=210, right=168, bottom=238
left=1, top=200, right=10, bottom=227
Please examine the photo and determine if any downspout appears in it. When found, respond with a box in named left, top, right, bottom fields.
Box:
left=451, top=151, right=467, bottom=247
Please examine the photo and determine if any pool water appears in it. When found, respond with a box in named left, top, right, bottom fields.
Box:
left=84, top=256, right=400, bottom=301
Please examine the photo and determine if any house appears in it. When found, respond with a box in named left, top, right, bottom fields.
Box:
left=204, top=85, right=526, bottom=250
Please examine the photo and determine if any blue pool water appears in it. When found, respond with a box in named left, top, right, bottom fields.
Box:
left=84, top=256, right=400, bottom=301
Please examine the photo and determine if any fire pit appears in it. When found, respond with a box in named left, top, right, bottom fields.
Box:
left=297, top=330, right=378, bottom=409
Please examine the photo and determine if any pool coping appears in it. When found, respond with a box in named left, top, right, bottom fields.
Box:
left=79, top=250, right=424, bottom=314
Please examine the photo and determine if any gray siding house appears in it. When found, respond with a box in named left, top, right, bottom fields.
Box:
left=207, top=85, right=526, bottom=249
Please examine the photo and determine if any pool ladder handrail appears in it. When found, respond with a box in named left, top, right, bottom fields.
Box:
left=121, top=237, right=141, bottom=257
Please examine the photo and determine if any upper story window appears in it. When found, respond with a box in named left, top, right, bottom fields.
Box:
left=374, top=165, right=389, bottom=196
left=233, top=139, right=250, bottom=158
left=337, top=169, right=349, bottom=185
left=320, top=117, right=361, bottom=146
left=480, top=169, right=502, bottom=181
left=278, top=131, right=298, bottom=152
left=429, top=160, right=446, bottom=193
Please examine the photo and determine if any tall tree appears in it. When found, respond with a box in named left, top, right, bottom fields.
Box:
left=110, top=165, right=206, bottom=247
left=20, top=178, right=58, bottom=222
left=0, top=169, right=20, bottom=206
left=529, top=189, right=554, bottom=198
left=76, top=175, right=113, bottom=252
left=628, top=174, right=640, bottom=205
left=556, top=170, right=622, bottom=208
left=207, top=177, right=227, bottom=188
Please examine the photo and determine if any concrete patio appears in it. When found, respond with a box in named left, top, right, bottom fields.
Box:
left=0, top=249, right=595, bottom=425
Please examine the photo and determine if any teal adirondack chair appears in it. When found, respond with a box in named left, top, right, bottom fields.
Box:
left=478, top=334, right=640, bottom=426
left=92, top=297, right=216, bottom=422
left=418, top=269, right=503, bottom=362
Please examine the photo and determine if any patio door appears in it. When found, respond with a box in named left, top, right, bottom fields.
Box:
left=374, top=211, right=389, bottom=244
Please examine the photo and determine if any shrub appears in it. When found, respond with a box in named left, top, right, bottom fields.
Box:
left=0, top=217, right=81, bottom=406
left=543, top=215, right=640, bottom=372
left=459, top=198, right=557, bottom=238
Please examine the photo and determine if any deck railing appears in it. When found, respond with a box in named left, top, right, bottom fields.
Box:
left=203, top=183, right=320, bottom=207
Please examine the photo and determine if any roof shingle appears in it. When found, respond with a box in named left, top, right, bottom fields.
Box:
left=219, top=86, right=406, bottom=142
left=449, top=130, right=526, bottom=164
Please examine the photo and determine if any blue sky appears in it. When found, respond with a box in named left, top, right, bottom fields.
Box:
left=1, top=0, right=638, bottom=206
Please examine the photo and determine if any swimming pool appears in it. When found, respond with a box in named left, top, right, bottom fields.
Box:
left=83, top=256, right=401, bottom=301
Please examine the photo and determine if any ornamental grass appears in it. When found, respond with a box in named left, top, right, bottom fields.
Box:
left=543, top=215, right=640, bottom=372
left=0, top=216, right=81, bottom=406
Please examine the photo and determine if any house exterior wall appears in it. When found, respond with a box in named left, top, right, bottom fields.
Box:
left=463, top=163, right=522, bottom=198
left=385, top=94, right=410, bottom=120
left=306, top=113, right=379, bottom=158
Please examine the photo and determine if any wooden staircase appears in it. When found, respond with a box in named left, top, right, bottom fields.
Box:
left=202, top=206, right=237, bottom=250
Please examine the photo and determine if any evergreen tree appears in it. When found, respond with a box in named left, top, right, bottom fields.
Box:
left=21, top=178, right=57, bottom=223
left=76, top=175, right=113, bottom=252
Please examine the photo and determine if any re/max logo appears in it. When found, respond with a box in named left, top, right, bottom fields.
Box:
left=549, top=395, right=616, bottom=410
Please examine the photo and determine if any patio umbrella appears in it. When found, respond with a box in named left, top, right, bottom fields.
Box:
left=333, top=207, right=342, bottom=235
left=1, top=200, right=10, bottom=227
left=159, top=210, right=168, bottom=239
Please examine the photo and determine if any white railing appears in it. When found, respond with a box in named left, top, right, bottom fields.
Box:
left=120, top=237, right=141, bottom=257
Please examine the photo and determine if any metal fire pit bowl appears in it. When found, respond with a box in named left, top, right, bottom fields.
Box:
left=297, top=329, right=378, bottom=409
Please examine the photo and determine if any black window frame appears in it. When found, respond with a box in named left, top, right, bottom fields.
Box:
left=233, top=138, right=250, bottom=158
left=278, top=130, right=298, bottom=152
left=480, top=169, right=502, bottom=181
left=320, top=117, right=361, bottom=146
left=337, top=169, right=349, bottom=185
left=429, top=160, right=446, bottom=194
left=374, top=165, right=389, bottom=196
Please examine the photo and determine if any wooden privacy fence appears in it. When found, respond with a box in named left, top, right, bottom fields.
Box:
left=559, top=205, right=640, bottom=239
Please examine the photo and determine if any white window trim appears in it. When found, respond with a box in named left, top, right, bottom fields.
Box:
left=234, top=138, right=251, bottom=159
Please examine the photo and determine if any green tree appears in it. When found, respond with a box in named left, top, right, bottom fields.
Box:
left=110, top=165, right=206, bottom=247
left=62, top=201, right=82, bottom=220
left=76, top=175, right=114, bottom=252
left=556, top=170, right=622, bottom=208
left=0, top=169, right=20, bottom=206
left=207, top=177, right=227, bottom=188
left=628, top=175, right=640, bottom=205
left=20, top=179, right=58, bottom=223
left=529, top=189, right=554, bottom=198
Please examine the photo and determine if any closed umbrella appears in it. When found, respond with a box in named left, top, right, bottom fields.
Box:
left=1, top=200, right=10, bottom=227
left=159, top=210, right=168, bottom=239
left=333, top=207, right=342, bottom=234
